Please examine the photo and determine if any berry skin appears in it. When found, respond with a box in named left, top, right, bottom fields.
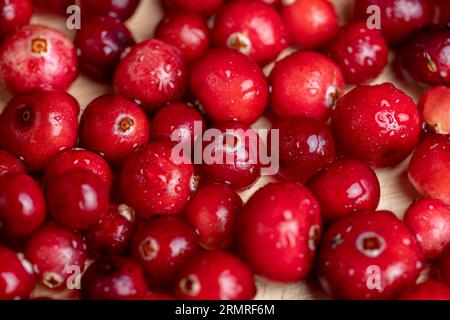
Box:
left=399, top=280, right=450, bottom=300
left=46, top=169, right=109, bottom=231
left=0, top=25, right=78, bottom=94
left=175, top=250, right=256, bottom=300
left=281, top=0, right=339, bottom=49
left=0, top=173, right=46, bottom=239
left=308, top=159, right=381, bottom=223
left=189, top=49, right=269, bottom=124
left=186, top=183, right=243, bottom=250
left=408, top=134, right=450, bottom=205
left=114, top=39, right=187, bottom=112
left=435, top=0, right=450, bottom=24
left=79, top=0, right=141, bottom=21
left=120, top=142, right=195, bottom=218
left=0, top=0, right=33, bottom=40
left=327, top=21, right=389, bottom=85
left=155, top=11, right=210, bottom=64
left=212, top=0, right=289, bottom=66
left=80, top=94, right=150, bottom=166
left=237, top=183, right=321, bottom=282
left=318, top=211, right=424, bottom=300
left=25, top=223, right=87, bottom=290
left=32, top=0, right=73, bottom=14
left=0, top=90, right=79, bottom=172
left=418, top=86, right=450, bottom=134
left=271, top=117, right=336, bottom=183
left=0, top=150, right=25, bottom=177
left=131, top=216, right=199, bottom=286
left=439, top=248, right=450, bottom=285
left=161, top=0, right=224, bottom=16
left=81, top=257, right=148, bottom=300
left=75, top=16, right=135, bottom=81
left=0, top=246, right=34, bottom=300
left=331, top=83, right=421, bottom=167
left=270, top=51, right=345, bottom=120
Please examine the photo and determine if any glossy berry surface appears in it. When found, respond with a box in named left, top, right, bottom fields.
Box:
left=0, top=150, right=25, bottom=177
left=309, top=159, right=380, bottom=223
left=189, top=49, right=269, bottom=124
left=186, top=183, right=243, bottom=250
left=0, top=91, right=79, bottom=172
left=212, top=0, right=289, bottom=66
left=114, top=39, right=187, bottom=112
left=270, top=51, right=345, bottom=120
left=0, top=246, right=34, bottom=300
left=418, top=86, right=450, bottom=134
left=80, top=0, right=141, bottom=21
left=75, top=16, right=135, bottom=80
left=0, top=0, right=33, bottom=40
left=399, top=280, right=450, bottom=300
left=332, top=83, right=421, bottom=167
left=175, top=250, right=256, bottom=300
left=0, top=25, right=78, bottom=94
left=46, top=169, right=109, bottom=230
left=161, top=0, right=224, bottom=16
left=272, top=117, right=336, bottom=183
left=80, top=94, right=150, bottom=165
left=237, top=183, right=321, bottom=282
left=131, top=216, right=199, bottom=286
left=33, top=0, right=73, bottom=14
left=318, top=211, right=424, bottom=300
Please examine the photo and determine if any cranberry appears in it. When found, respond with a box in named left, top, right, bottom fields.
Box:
left=25, top=223, right=87, bottom=289
left=0, top=150, right=25, bottom=177
left=438, top=248, right=450, bottom=285
left=33, top=0, right=73, bottom=14
left=309, top=159, right=381, bottom=223
left=399, top=280, right=450, bottom=300
left=271, top=117, right=336, bottom=183
left=281, top=0, right=338, bottom=49
left=81, top=257, right=148, bottom=300
left=186, top=183, right=243, bottom=250
left=131, top=216, right=198, bottom=286
left=201, top=122, right=262, bottom=189
left=79, top=0, right=141, bottom=21
left=120, top=142, right=195, bottom=218
left=0, top=25, right=78, bottom=94
left=80, top=94, right=150, bottom=166
left=0, top=0, right=33, bottom=40
left=189, top=49, right=269, bottom=124
left=435, top=0, right=450, bottom=24
left=0, top=246, right=34, bottom=299
left=155, top=11, right=210, bottom=64
left=212, top=0, right=289, bottom=66
left=46, top=169, right=109, bottom=230
left=0, top=90, right=79, bottom=172
left=327, top=21, right=389, bottom=85
left=418, top=86, right=450, bottom=134
left=175, top=250, right=256, bottom=300
left=139, top=292, right=174, bottom=300
left=331, top=83, right=421, bottom=167
left=114, top=39, right=187, bottom=112
left=237, top=182, right=321, bottom=282
left=161, top=0, right=224, bottom=16
left=270, top=51, right=345, bottom=120
left=408, top=134, right=450, bottom=205
left=75, top=16, right=135, bottom=81
left=353, top=0, right=433, bottom=44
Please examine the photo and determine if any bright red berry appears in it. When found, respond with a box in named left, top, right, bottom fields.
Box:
left=79, top=0, right=141, bottom=21
left=0, top=150, right=25, bottom=177
left=161, top=0, right=224, bottom=16
left=418, top=86, right=450, bottom=134
left=0, top=246, right=34, bottom=300
left=399, top=280, right=450, bottom=300
left=0, top=0, right=33, bottom=40
left=33, top=0, right=73, bottom=14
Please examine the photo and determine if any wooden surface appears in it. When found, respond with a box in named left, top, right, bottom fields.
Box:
left=0, top=0, right=427, bottom=300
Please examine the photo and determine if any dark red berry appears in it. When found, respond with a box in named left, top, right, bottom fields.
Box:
left=435, top=0, right=450, bottom=24
left=418, top=86, right=450, bottom=134
left=79, top=0, right=141, bottom=21
left=399, top=280, right=450, bottom=300
left=33, top=0, right=73, bottom=14
left=161, top=0, right=224, bottom=16
left=0, top=0, right=33, bottom=40
left=0, top=150, right=25, bottom=177
left=0, top=246, right=34, bottom=299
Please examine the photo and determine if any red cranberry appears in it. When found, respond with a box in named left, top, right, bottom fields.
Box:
left=399, top=280, right=450, bottom=300
left=0, top=150, right=25, bottom=177
left=75, top=16, right=135, bottom=81
left=79, top=0, right=141, bottom=21
left=408, top=134, right=450, bottom=205
left=25, top=223, right=87, bottom=289
left=131, top=216, right=199, bottom=286
left=81, top=257, right=148, bottom=300
left=404, top=198, right=450, bottom=259
left=309, top=159, right=381, bottom=223
left=175, top=250, right=256, bottom=300
left=186, top=183, right=243, bottom=250
left=85, top=204, right=135, bottom=256
left=270, top=51, right=345, bottom=120
left=0, top=246, right=34, bottom=299
left=281, top=0, right=338, bottom=49
left=418, top=86, right=450, bottom=134
left=331, top=83, right=421, bottom=167
left=80, top=94, right=150, bottom=166
left=155, top=11, right=210, bottom=64
left=212, top=0, right=289, bottom=66
left=439, top=248, right=450, bottom=285
left=0, top=0, right=33, bottom=40
left=0, top=25, right=78, bottom=94
left=161, top=0, right=224, bottom=16
left=0, top=173, right=46, bottom=239
left=0, top=90, right=79, bottom=172
left=271, top=117, right=336, bottom=183
left=120, top=142, right=195, bottom=218
left=237, top=182, right=321, bottom=282
left=47, top=169, right=109, bottom=230
left=353, top=0, right=433, bottom=44
left=114, top=39, right=187, bottom=112
left=435, top=0, right=450, bottom=24
left=32, top=0, right=73, bottom=14
left=327, top=21, right=389, bottom=85
left=139, top=292, right=174, bottom=300
left=189, top=49, right=269, bottom=124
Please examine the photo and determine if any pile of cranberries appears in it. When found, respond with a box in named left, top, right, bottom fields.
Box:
left=0, top=0, right=449, bottom=301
